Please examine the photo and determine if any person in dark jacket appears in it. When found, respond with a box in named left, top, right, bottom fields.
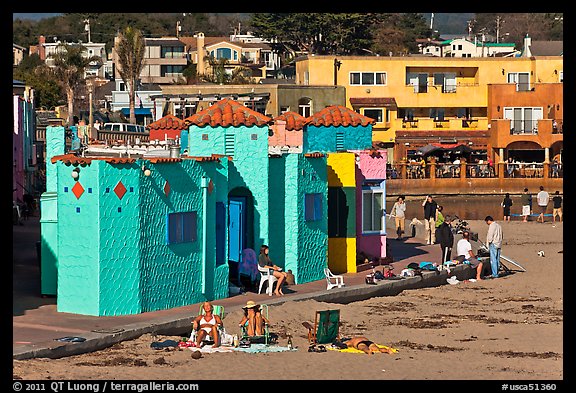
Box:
left=435, top=215, right=454, bottom=265
left=422, top=195, right=438, bottom=244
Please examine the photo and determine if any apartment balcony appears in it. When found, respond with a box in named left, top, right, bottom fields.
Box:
left=403, top=83, right=485, bottom=107
left=490, top=118, right=563, bottom=147
left=399, top=117, right=489, bottom=131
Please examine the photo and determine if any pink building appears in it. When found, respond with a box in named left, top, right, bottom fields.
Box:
left=354, top=149, right=388, bottom=260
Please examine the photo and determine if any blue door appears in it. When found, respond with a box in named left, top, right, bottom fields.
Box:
left=228, top=198, right=245, bottom=263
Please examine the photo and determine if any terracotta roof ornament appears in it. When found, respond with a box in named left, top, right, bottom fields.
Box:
left=184, top=98, right=272, bottom=128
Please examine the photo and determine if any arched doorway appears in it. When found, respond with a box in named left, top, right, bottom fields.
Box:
left=506, top=141, right=544, bottom=162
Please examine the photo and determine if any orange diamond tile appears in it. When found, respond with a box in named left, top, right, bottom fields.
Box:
left=72, top=182, right=85, bottom=199
left=114, top=181, right=127, bottom=200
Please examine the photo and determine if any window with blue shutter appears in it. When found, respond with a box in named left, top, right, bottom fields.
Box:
left=167, top=212, right=197, bottom=244
left=305, top=193, right=322, bottom=221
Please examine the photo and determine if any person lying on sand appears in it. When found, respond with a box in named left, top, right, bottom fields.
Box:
left=342, top=337, right=394, bottom=355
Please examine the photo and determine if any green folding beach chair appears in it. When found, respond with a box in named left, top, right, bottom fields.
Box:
left=302, top=309, right=340, bottom=345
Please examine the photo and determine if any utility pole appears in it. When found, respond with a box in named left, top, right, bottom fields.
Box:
left=430, top=13, right=434, bottom=30
left=496, top=16, right=502, bottom=43
left=84, top=19, right=91, bottom=43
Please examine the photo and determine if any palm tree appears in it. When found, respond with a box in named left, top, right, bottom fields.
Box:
left=48, top=44, right=101, bottom=126
left=115, top=27, right=145, bottom=124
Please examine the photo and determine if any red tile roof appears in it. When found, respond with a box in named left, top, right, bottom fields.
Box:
left=274, top=111, right=306, bottom=131
left=147, top=114, right=186, bottom=131
left=306, top=105, right=375, bottom=127
left=184, top=98, right=272, bottom=127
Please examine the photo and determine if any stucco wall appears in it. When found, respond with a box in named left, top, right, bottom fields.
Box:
left=295, top=155, right=328, bottom=284
left=55, top=157, right=230, bottom=316
left=304, top=125, right=372, bottom=153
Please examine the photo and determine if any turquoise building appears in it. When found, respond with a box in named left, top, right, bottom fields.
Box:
left=41, top=99, right=330, bottom=316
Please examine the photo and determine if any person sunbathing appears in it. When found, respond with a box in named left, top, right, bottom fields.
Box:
left=239, top=300, right=268, bottom=336
left=342, top=336, right=394, bottom=355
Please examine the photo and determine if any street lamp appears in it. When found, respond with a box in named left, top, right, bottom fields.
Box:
left=85, top=76, right=96, bottom=130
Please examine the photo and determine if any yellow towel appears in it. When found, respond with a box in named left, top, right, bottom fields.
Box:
left=327, top=344, right=399, bottom=354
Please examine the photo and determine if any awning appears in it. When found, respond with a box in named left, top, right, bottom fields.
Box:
left=121, top=108, right=152, bottom=116
left=417, top=143, right=473, bottom=156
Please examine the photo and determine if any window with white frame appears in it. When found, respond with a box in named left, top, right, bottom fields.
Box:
left=362, top=188, right=384, bottom=233
left=298, top=98, right=312, bottom=117
left=503, top=107, right=543, bottom=134
left=507, top=72, right=530, bottom=91
left=350, top=72, right=387, bottom=85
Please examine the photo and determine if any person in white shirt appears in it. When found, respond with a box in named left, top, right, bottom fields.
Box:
left=455, top=231, right=484, bottom=280
left=485, top=216, right=503, bottom=278
left=536, top=185, right=550, bottom=223
left=391, top=196, right=407, bottom=240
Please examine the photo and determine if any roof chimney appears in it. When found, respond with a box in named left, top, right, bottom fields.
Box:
left=196, top=32, right=205, bottom=75
left=523, top=34, right=532, bottom=57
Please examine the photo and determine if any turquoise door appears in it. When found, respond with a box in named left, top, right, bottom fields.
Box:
left=228, top=198, right=245, bottom=263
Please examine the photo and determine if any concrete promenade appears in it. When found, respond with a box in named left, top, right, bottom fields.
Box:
left=13, top=215, right=474, bottom=360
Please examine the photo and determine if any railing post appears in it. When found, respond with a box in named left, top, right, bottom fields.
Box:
left=497, top=162, right=505, bottom=179
left=460, top=158, right=467, bottom=181
left=543, top=162, right=550, bottom=180
left=429, top=157, right=436, bottom=180
left=400, top=162, right=407, bottom=179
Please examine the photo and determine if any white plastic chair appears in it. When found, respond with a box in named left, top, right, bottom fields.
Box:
left=258, top=265, right=278, bottom=296
left=324, top=268, right=345, bottom=290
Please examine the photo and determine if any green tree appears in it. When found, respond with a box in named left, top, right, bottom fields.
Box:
left=46, top=44, right=101, bottom=125
left=115, top=26, right=146, bottom=124
left=13, top=54, right=63, bottom=109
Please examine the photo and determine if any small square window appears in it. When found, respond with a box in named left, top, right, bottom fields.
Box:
left=64, top=187, right=69, bottom=192
left=76, top=207, right=80, bottom=213
left=202, top=134, right=209, bottom=140
left=129, top=187, right=134, bottom=192
left=106, top=187, right=110, bottom=193
left=251, top=134, right=258, bottom=140
left=305, top=193, right=322, bottom=221
left=118, top=207, right=122, bottom=213
left=88, top=188, right=93, bottom=193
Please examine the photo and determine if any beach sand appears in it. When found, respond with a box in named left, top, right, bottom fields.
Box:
left=12, top=220, right=563, bottom=380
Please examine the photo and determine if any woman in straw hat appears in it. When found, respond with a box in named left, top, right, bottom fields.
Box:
left=239, top=300, right=268, bottom=336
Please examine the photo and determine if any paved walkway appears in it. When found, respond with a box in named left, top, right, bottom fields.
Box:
left=13, top=215, right=474, bottom=360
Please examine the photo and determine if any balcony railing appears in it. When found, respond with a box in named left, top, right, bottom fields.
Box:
left=387, top=161, right=561, bottom=180
left=510, top=120, right=539, bottom=135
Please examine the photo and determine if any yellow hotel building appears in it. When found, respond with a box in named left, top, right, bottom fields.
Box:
left=295, top=55, right=563, bottom=163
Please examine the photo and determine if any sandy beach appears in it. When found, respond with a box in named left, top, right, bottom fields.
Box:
left=12, top=219, right=563, bottom=381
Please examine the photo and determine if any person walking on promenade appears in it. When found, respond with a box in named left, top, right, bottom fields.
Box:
left=536, top=186, right=550, bottom=223
left=422, top=195, right=438, bottom=245
left=436, top=215, right=454, bottom=265
left=435, top=205, right=445, bottom=228
left=391, top=196, right=406, bottom=240
left=520, top=188, right=532, bottom=222
left=485, top=216, right=503, bottom=278
left=552, top=191, right=563, bottom=223
left=502, top=193, right=513, bottom=222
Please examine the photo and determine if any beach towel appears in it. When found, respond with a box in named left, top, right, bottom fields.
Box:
left=191, top=345, right=235, bottom=353
left=327, top=344, right=398, bottom=354
left=190, top=343, right=295, bottom=354
left=233, top=344, right=295, bottom=353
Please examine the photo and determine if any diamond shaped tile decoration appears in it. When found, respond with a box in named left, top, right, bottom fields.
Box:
left=164, top=181, right=171, bottom=196
left=72, top=182, right=85, bottom=199
left=114, top=181, right=127, bottom=200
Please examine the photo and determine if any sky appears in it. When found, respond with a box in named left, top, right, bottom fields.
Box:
left=13, top=13, right=62, bottom=20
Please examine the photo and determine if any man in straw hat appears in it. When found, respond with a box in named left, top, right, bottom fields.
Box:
left=239, top=300, right=268, bottom=336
